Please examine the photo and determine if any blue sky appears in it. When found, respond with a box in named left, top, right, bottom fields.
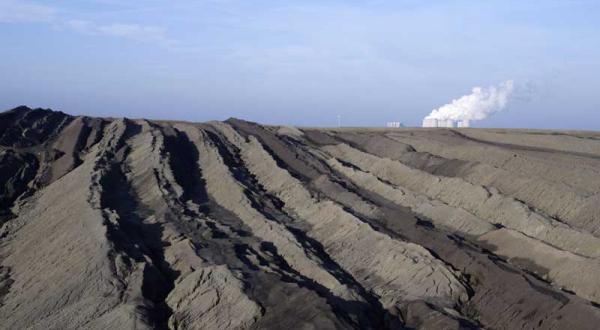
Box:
left=1, top=0, right=599, bottom=128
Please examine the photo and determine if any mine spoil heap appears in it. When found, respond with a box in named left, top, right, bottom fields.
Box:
left=2, top=106, right=600, bottom=329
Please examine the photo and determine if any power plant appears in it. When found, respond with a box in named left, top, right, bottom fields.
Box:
left=422, top=118, right=470, bottom=128
left=422, top=80, right=514, bottom=129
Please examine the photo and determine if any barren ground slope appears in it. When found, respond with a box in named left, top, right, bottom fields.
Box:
left=2, top=106, right=600, bottom=329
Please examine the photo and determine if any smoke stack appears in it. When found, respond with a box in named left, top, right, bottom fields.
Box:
left=422, top=80, right=514, bottom=127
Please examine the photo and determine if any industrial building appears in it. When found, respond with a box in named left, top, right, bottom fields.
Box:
left=386, top=121, right=403, bottom=128
left=422, top=118, right=470, bottom=128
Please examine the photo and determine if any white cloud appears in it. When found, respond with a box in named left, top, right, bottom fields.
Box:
left=96, top=23, right=167, bottom=42
left=0, top=0, right=55, bottom=23
left=65, top=19, right=93, bottom=33
left=65, top=19, right=168, bottom=43
left=0, top=1, right=171, bottom=45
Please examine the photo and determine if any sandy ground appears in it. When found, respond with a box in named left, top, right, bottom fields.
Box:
left=1, top=106, right=600, bottom=329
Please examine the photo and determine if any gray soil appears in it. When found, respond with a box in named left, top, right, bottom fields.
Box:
left=1, top=106, right=600, bottom=329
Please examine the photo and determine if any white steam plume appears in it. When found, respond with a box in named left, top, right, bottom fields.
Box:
left=425, top=80, right=514, bottom=121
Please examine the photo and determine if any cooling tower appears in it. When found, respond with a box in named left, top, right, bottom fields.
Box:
left=423, top=118, right=464, bottom=128
left=422, top=118, right=438, bottom=127
left=457, top=120, right=470, bottom=128
left=438, top=119, right=455, bottom=128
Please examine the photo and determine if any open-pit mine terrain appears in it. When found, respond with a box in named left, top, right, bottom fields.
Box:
left=1, top=106, right=600, bottom=329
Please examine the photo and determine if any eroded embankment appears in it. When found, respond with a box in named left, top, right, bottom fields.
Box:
left=384, top=129, right=600, bottom=235
left=2, top=107, right=600, bottom=329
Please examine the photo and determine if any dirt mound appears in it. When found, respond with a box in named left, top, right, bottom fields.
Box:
left=2, top=107, right=600, bottom=329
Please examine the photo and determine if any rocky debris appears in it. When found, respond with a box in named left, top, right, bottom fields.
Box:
left=166, top=262, right=262, bottom=330
left=211, top=123, right=469, bottom=309
left=0, top=150, right=37, bottom=223
left=0, top=120, right=152, bottom=329
left=0, top=106, right=72, bottom=148
left=386, top=129, right=600, bottom=235
left=322, top=143, right=600, bottom=258
left=1, top=107, right=600, bottom=329
left=324, top=156, right=495, bottom=236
